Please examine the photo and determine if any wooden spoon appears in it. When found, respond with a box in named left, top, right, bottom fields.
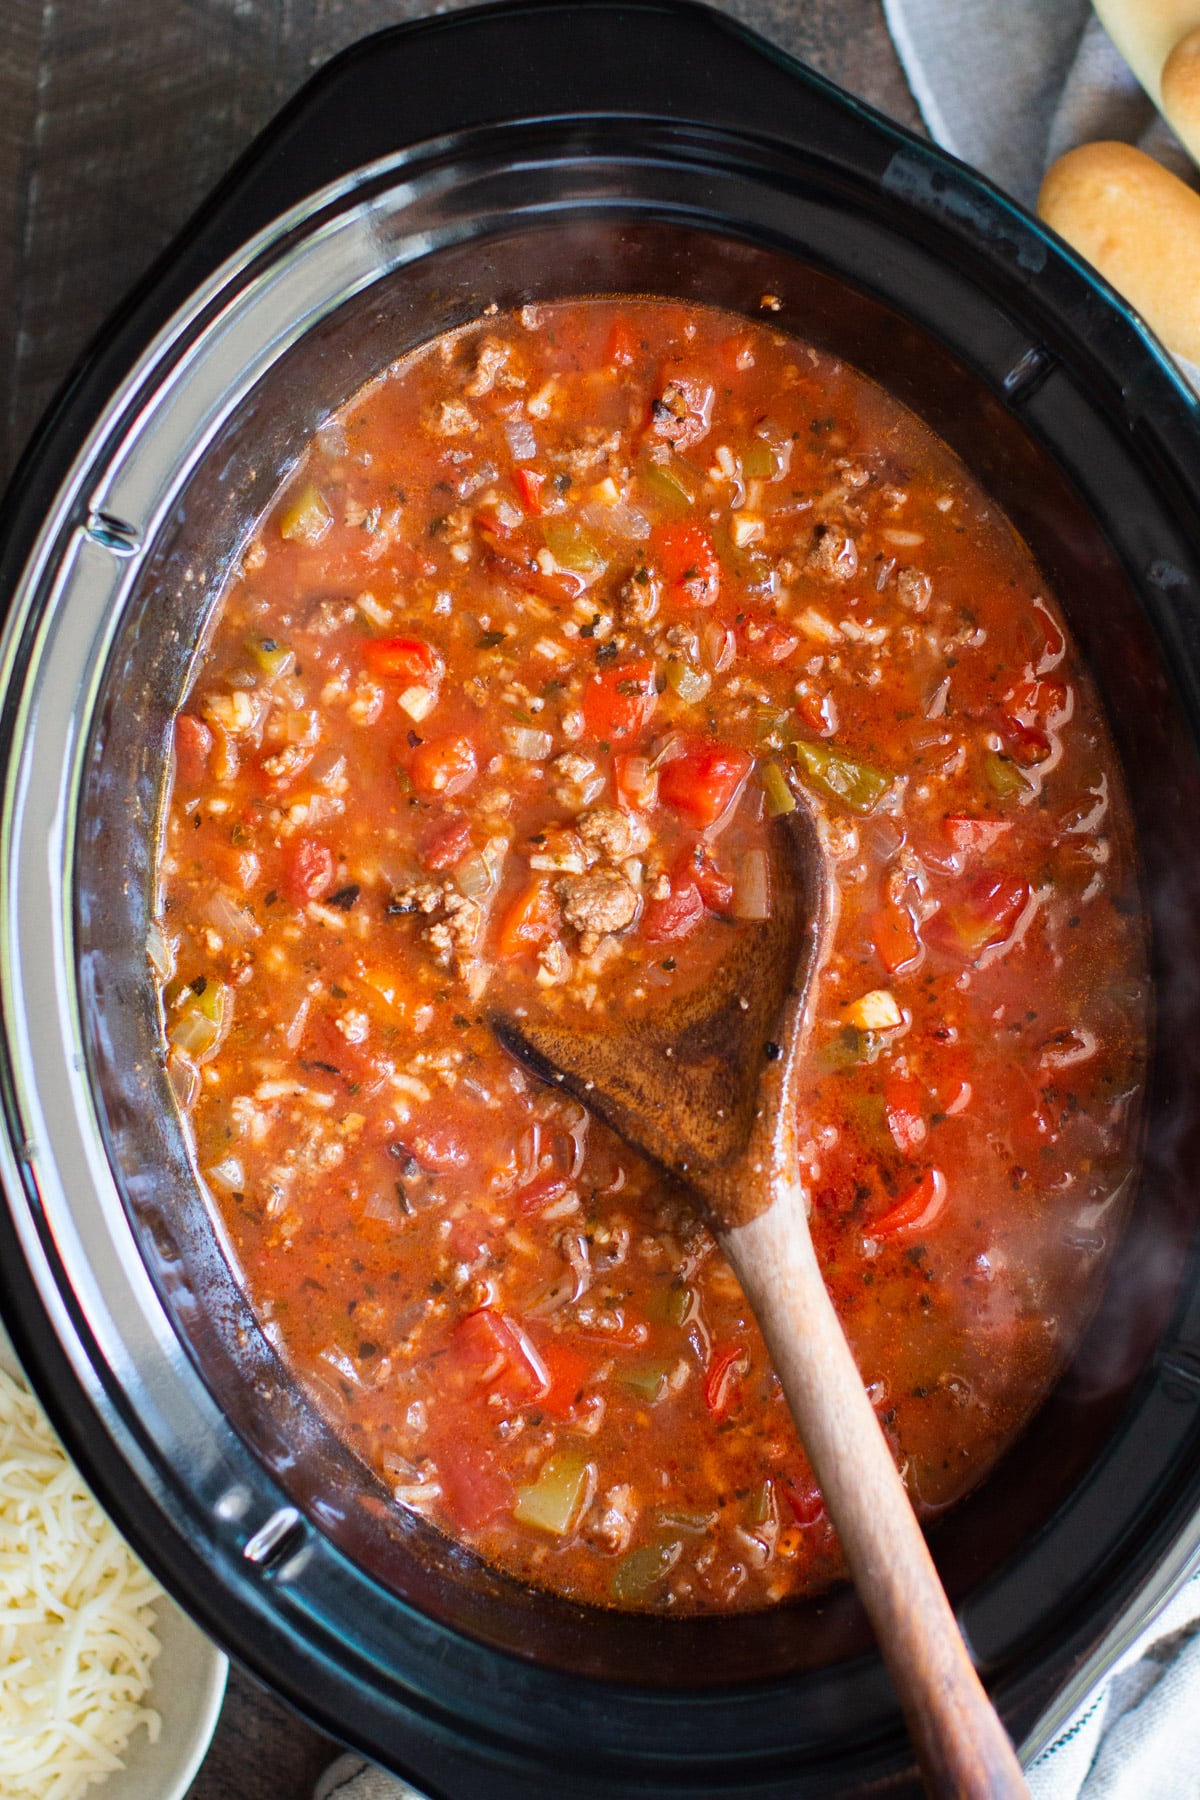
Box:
left=493, top=799, right=1028, bottom=1799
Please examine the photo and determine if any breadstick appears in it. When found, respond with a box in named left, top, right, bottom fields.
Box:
left=1163, top=26, right=1200, bottom=150
left=1038, top=140, right=1200, bottom=361
left=1092, top=1, right=1200, bottom=159
left=1091, top=1, right=1200, bottom=104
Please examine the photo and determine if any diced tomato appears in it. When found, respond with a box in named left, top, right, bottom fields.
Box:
left=174, top=714, right=213, bottom=786
left=363, top=635, right=444, bottom=686
left=474, top=502, right=517, bottom=543
left=1008, top=1068, right=1058, bottom=1164
left=781, top=1472, right=826, bottom=1527
left=446, top=1214, right=494, bottom=1267
left=282, top=835, right=335, bottom=905
left=872, top=1168, right=947, bottom=1239
left=1027, top=598, right=1066, bottom=674
left=532, top=1338, right=594, bottom=1420
left=432, top=1431, right=515, bottom=1532
left=496, top=879, right=560, bottom=960
left=794, top=683, right=838, bottom=738
left=871, top=896, right=922, bottom=974
left=417, top=814, right=473, bottom=871
left=410, top=733, right=478, bottom=798
left=658, top=738, right=752, bottom=830
left=1000, top=676, right=1071, bottom=766
left=737, top=615, right=799, bottom=666
left=704, top=1344, right=750, bottom=1420
left=678, top=843, right=734, bottom=914
left=612, top=752, right=658, bottom=812
left=477, top=517, right=586, bottom=603
left=406, top=1123, right=469, bottom=1173
left=884, top=1074, right=927, bottom=1155
left=944, top=816, right=1012, bottom=855
left=718, top=331, right=756, bottom=374
left=447, top=1308, right=550, bottom=1406
left=209, top=841, right=261, bottom=895
left=647, top=371, right=715, bottom=450
left=581, top=660, right=658, bottom=744
left=516, top=1176, right=571, bottom=1215
left=1003, top=719, right=1053, bottom=767
left=642, top=876, right=705, bottom=943
left=652, top=522, right=721, bottom=607
left=606, top=316, right=637, bottom=369
left=514, top=467, right=546, bottom=515
left=929, top=873, right=1031, bottom=959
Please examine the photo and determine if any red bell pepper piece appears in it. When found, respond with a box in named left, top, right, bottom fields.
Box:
left=658, top=739, right=752, bottom=830
left=581, top=661, right=658, bottom=743
left=704, top=1344, right=750, bottom=1420
left=174, top=714, right=213, bottom=785
left=944, top=816, right=1012, bottom=855
left=883, top=1074, right=927, bottom=1156
left=282, top=835, right=334, bottom=904
left=363, top=635, right=444, bottom=685
left=432, top=1431, right=514, bottom=1532
left=496, top=879, right=560, bottom=960
left=409, top=733, right=478, bottom=798
left=642, top=876, right=705, bottom=943
left=872, top=1168, right=947, bottom=1239
left=652, top=521, right=721, bottom=607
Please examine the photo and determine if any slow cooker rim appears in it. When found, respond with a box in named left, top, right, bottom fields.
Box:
left=0, top=7, right=1194, bottom=1792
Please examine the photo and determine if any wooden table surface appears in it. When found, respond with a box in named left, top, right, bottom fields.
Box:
left=0, top=4, right=918, bottom=1795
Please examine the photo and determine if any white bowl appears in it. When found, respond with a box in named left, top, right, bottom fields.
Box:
left=0, top=1320, right=228, bottom=1800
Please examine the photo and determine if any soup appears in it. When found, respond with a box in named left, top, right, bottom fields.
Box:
left=154, top=299, right=1146, bottom=1614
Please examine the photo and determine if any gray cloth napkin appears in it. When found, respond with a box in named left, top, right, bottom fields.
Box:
left=883, top=2, right=1200, bottom=1794
left=314, top=11, right=1200, bottom=1799
left=881, top=0, right=1193, bottom=208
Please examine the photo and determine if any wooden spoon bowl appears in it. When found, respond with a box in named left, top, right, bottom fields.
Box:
left=493, top=798, right=1028, bottom=1800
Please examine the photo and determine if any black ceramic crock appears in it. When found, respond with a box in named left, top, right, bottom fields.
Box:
left=3, top=4, right=1200, bottom=1795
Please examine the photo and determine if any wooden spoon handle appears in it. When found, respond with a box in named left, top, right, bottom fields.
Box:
left=721, top=1182, right=1029, bottom=1800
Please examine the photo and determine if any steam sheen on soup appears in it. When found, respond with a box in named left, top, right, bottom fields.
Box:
left=154, top=300, right=1146, bottom=1614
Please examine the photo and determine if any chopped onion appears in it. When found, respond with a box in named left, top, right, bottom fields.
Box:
left=615, top=754, right=656, bottom=809
left=204, top=887, right=260, bottom=942
left=316, top=419, right=348, bottom=458
left=513, top=1123, right=542, bottom=1190
left=382, top=1450, right=423, bottom=1483
left=363, top=1188, right=401, bottom=1222
left=206, top=1156, right=245, bottom=1193
left=527, top=1229, right=592, bottom=1315
left=146, top=919, right=174, bottom=981
left=649, top=732, right=688, bottom=769
left=565, top=1109, right=589, bottom=1178
left=453, top=849, right=496, bottom=899
left=504, top=419, right=538, bottom=462
left=281, top=708, right=317, bottom=746
left=504, top=724, right=554, bottom=762
left=393, top=1483, right=442, bottom=1514
left=579, top=500, right=651, bottom=541
left=732, top=848, right=771, bottom=921
left=169, top=1004, right=221, bottom=1060
left=666, top=661, right=710, bottom=704
left=168, top=1053, right=200, bottom=1109
left=563, top=1229, right=592, bottom=1293
left=398, top=684, right=438, bottom=722
left=703, top=621, right=736, bottom=673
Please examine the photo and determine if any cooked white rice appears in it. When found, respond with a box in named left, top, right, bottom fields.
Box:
left=0, top=1364, right=162, bottom=1798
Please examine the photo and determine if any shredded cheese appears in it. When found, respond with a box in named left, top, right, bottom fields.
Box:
left=0, top=1366, right=162, bottom=1798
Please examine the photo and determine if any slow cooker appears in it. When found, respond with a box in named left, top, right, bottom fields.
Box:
left=4, top=3, right=1200, bottom=1793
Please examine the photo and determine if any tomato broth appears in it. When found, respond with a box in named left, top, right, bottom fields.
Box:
left=155, top=300, right=1147, bottom=1614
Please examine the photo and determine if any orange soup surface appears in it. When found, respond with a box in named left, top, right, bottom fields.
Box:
left=156, top=300, right=1147, bottom=1613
